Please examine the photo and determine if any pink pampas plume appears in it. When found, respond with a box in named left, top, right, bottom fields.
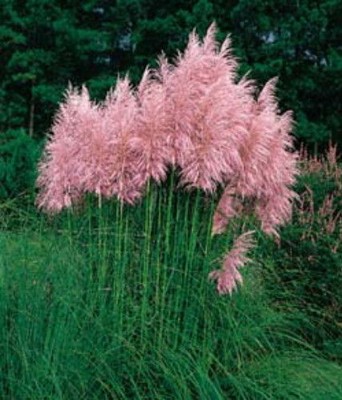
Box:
left=236, top=79, right=281, bottom=198
left=212, top=186, right=242, bottom=235
left=162, top=23, right=253, bottom=192
left=209, top=231, right=255, bottom=295
left=102, top=76, right=142, bottom=204
left=252, top=82, right=298, bottom=237
left=69, top=88, right=112, bottom=199
left=36, top=85, right=93, bottom=212
left=129, top=67, right=173, bottom=192
left=212, top=78, right=298, bottom=237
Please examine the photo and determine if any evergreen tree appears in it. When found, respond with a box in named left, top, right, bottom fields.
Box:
left=0, top=0, right=341, bottom=149
left=221, top=0, right=342, bottom=147
left=0, top=0, right=138, bottom=137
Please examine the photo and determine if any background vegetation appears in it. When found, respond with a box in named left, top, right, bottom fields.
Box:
left=1, top=0, right=341, bottom=143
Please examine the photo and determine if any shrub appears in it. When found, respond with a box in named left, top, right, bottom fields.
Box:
left=260, top=144, right=342, bottom=354
left=0, top=129, right=39, bottom=199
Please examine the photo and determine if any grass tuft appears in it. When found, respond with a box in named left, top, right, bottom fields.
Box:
left=0, top=184, right=341, bottom=398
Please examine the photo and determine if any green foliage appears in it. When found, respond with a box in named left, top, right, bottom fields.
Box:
left=224, top=0, right=342, bottom=147
left=0, top=0, right=136, bottom=136
left=0, top=185, right=341, bottom=399
left=1, top=0, right=340, bottom=148
left=0, top=129, right=39, bottom=199
left=260, top=153, right=342, bottom=354
left=132, top=1, right=215, bottom=71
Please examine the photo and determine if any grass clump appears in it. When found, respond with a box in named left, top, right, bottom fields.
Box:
left=0, top=182, right=341, bottom=399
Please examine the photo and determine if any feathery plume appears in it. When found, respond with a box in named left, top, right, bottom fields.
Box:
left=209, top=231, right=255, bottom=295
left=129, top=67, right=172, bottom=193
left=212, top=186, right=242, bottom=235
left=252, top=84, right=298, bottom=236
left=70, top=88, right=111, bottom=198
left=217, top=79, right=298, bottom=237
left=37, top=85, right=93, bottom=212
left=102, top=76, right=142, bottom=203
left=163, top=24, right=252, bottom=192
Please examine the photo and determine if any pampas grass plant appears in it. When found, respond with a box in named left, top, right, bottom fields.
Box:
left=36, top=24, right=298, bottom=294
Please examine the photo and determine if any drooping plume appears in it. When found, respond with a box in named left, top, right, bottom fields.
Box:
left=212, top=77, right=298, bottom=237
left=251, top=80, right=298, bottom=237
left=212, top=186, right=242, bottom=235
left=209, top=231, right=255, bottom=295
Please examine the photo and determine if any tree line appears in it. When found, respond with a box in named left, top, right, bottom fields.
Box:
left=1, top=0, right=341, bottom=148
